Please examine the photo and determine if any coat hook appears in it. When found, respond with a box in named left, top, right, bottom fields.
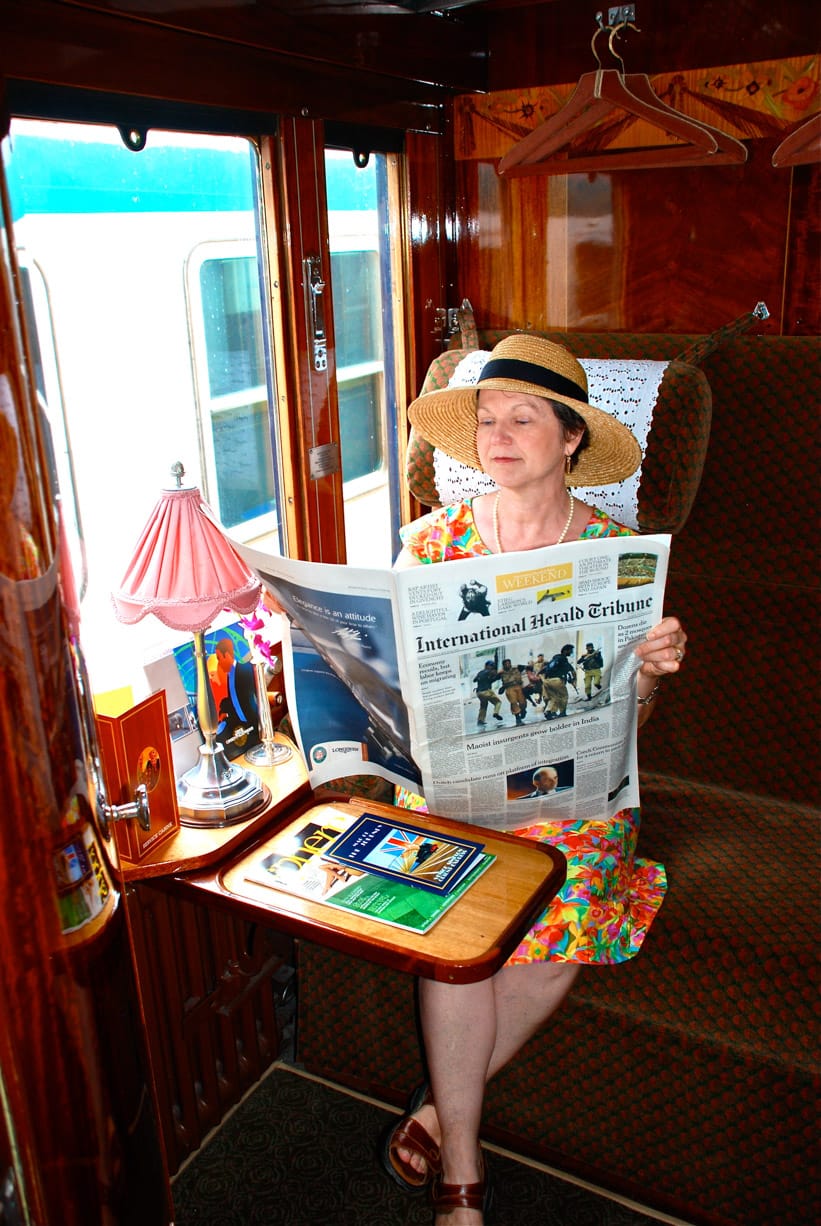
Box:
left=609, top=19, right=642, bottom=71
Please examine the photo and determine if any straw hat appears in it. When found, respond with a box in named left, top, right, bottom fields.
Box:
left=408, top=333, right=642, bottom=486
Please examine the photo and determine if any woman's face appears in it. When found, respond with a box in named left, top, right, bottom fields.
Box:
left=475, top=389, right=582, bottom=488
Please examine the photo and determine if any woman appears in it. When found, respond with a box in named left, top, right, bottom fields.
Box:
left=382, top=334, right=687, bottom=1225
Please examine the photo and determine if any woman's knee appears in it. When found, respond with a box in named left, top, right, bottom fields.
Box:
left=525, top=959, right=581, bottom=993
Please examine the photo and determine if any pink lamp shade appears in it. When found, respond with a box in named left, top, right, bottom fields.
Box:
left=111, top=473, right=270, bottom=827
left=112, top=485, right=261, bottom=630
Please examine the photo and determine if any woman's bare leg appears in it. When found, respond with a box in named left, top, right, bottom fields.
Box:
left=423, top=977, right=494, bottom=1224
left=399, top=962, right=579, bottom=1225
left=487, top=960, right=579, bottom=1075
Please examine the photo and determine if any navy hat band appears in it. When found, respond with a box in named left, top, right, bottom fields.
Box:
left=479, top=357, right=588, bottom=404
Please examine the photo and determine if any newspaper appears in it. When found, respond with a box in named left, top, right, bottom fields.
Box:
left=237, top=534, right=670, bottom=831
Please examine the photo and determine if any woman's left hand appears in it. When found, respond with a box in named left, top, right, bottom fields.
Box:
left=635, top=616, right=687, bottom=678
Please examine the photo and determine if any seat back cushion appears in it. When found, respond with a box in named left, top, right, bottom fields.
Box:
left=406, top=329, right=712, bottom=534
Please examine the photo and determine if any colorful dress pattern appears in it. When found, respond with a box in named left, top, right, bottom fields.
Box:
left=399, top=500, right=635, bottom=562
left=397, top=498, right=667, bottom=966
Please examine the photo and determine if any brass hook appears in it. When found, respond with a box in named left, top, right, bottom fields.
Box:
left=608, top=20, right=641, bottom=73
left=591, top=19, right=610, bottom=68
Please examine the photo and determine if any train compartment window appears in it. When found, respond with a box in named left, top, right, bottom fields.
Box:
left=5, top=120, right=284, bottom=693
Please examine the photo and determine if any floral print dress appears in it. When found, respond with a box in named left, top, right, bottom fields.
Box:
left=396, top=498, right=667, bottom=966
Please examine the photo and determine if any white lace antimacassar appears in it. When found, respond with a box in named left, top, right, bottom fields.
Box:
left=431, top=352, right=668, bottom=530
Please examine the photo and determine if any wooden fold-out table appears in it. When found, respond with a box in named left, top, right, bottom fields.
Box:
left=132, top=738, right=568, bottom=984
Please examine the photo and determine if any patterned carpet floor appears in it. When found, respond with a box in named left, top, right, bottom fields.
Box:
left=172, top=1064, right=682, bottom=1226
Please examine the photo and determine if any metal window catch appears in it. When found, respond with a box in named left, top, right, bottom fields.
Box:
left=97, top=784, right=151, bottom=834
left=304, top=255, right=327, bottom=372
left=433, top=307, right=461, bottom=340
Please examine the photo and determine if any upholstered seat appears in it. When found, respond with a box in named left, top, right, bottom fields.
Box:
left=295, top=316, right=821, bottom=1226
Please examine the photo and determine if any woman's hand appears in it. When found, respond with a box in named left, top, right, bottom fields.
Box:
left=635, top=615, right=687, bottom=679
left=634, top=616, right=686, bottom=724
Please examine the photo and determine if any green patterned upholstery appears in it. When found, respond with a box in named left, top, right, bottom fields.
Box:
left=639, top=334, right=820, bottom=803
left=406, top=347, right=474, bottom=505
left=296, top=324, right=821, bottom=1226
left=296, top=773, right=820, bottom=1226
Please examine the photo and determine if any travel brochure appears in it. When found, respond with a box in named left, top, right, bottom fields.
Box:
left=323, top=813, right=485, bottom=895
left=244, top=803, right=494, bottom=934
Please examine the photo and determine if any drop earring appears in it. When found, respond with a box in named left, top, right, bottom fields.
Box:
left=564, top=454, right=573, bottom=475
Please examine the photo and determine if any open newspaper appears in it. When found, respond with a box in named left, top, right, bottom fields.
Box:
left=237, top=535, right=670, bottom=831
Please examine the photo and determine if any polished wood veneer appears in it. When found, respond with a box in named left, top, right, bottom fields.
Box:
left=165, top=796, right=567, bottom=984
left=453, top=135, right=819, bottom=335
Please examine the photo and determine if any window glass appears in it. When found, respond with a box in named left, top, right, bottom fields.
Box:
left=186, top=243, right=277, bottom=535
left=337, top=373, right=383, bottom=482
left=325, top=148, right=399, bottom=567
left=199, top=256, right=266, bottom=398
left=331, top=249, right=381, bottom=369
left=210, top=399, right=275, bottom=525
left=5, top=120, right=282, bottom=692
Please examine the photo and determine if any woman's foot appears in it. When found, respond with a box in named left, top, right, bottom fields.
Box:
left=434, top=1206, right=483, bottom=1225
left=432, top=1151, right=489, bottom=1224
left=380, top=1085, right=442, bottom=1189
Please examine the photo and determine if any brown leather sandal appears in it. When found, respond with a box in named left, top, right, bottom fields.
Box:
left=431, top=1154, right=491, bottom=1219
left=379, top=1084, right=442, bottom=1191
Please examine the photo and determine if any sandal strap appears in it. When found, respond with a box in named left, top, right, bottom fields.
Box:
left=432, top=1177, right=486, bottom=1213
left=390, top=1116, right=441, bottom=1171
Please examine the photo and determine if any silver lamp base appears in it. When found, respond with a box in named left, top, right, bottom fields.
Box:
left=177, top=741, right=269, bottom=827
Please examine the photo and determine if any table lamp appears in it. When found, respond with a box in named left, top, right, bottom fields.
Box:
left=112, top=462, right=270, bottom=827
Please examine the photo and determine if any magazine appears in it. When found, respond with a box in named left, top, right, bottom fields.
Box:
left=236, top=533, right=671, bottom=831
left=323, top=812, right=486, bottom=895
left=171, top=620, right=260, bottom=760
left=244, top=804, right=495, bottom=934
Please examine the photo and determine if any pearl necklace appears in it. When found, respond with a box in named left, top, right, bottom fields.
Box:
left=493, top=490, right=575, bottom=554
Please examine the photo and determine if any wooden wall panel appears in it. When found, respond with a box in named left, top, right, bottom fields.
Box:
left=783, top=159, right=821, bottom=333
left=127, top=881, right=292, bottom=1175
left=455, top=148, right=818, bottom=335
left=452, top=54, right=820, bottom=335
left=57, top=0, right=487, bottom=95
left=0, top=0, right=468, bottom=128
left=616, top=148, right=794, bottom=332
left=405, top=127, right=453, bottom=394
left=456, top=162, right=552, bottom=331
left=481, top=0, right=819, bottom=92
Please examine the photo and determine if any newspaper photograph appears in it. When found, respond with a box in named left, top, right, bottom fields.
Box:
left=237, top=534, right=670, bottom=830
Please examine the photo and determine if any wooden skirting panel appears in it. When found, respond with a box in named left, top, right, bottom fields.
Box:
left=127, top=880, right=293, bottom=1173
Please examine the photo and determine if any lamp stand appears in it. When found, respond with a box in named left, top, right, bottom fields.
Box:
left=244, top=661, right=292, bottom=767
left=177, top=630, right=269, bottom=827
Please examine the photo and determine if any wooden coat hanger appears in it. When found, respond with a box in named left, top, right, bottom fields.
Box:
left=771, top=111, right=821, bottom=168
left=617, top=67, right=747, bottom=165
left=498, top=22, right=747, bottom=177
